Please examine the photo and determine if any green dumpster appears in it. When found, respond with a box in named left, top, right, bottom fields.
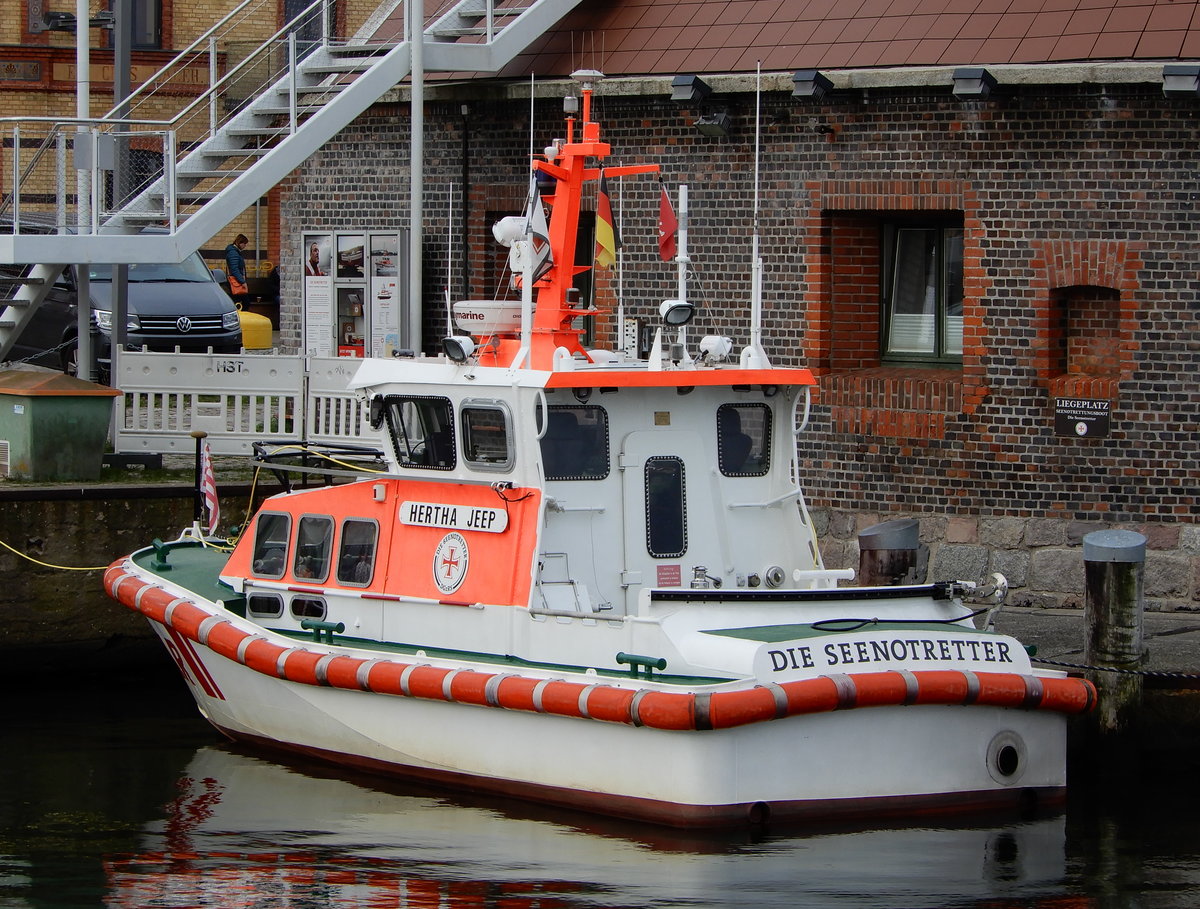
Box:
left=0, top=368, right=121, bottom=481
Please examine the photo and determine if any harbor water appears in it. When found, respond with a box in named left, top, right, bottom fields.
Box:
left=4, top=665, right=1200, bottom=909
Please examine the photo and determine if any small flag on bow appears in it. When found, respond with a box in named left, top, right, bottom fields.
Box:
left=201, top=442, right=220, bottom=535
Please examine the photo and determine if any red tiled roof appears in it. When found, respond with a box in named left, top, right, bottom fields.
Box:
left=422, top=0, right=1200, bottom=78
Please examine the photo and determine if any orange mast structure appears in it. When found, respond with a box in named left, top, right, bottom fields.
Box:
left=479, top=71, right=657, bottom=370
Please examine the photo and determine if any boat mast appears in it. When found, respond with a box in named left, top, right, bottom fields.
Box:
left=475, top=70, right=659, bottom=370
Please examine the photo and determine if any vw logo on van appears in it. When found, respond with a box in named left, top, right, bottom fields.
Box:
left=176, top=316, right=193, bottom=332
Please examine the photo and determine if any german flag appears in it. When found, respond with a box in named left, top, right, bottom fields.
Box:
left=595, top=170, right=618, bottom=268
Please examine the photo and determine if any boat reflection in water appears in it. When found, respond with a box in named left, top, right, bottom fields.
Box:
left=104, top=746, right=1070, bottom=909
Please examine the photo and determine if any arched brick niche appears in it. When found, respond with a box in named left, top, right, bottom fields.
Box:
left=1030, top=239, right=1142, bottom=401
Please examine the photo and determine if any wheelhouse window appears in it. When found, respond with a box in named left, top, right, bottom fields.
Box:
left=293, top=515, right=333, bottom=581
left=381, top=396, right=456, bottom=470
left=645, top=456, right=686, bottom=558
left=251, top=512, right=290, bottom=578
left=717, top=403, right=771, bottom=477
left=337, top=518, right=378, bottom=586
left=540, top=405, right=609, bottom=480
left=461, top=402, right=513, bottom=471
left=882, top=223, right=963, bottom=363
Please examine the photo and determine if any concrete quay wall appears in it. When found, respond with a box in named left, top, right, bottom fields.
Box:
left=0, top=485, right=250, bottom=674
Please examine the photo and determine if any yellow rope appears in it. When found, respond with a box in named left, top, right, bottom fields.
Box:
left=0, top=535, right=110, bottom=571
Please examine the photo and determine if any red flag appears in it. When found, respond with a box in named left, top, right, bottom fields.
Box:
left=657, top=184, right=678, bottom=261
left=201, top=442, right=220, bottom=535
left=595, top=171, right=618, bottom=268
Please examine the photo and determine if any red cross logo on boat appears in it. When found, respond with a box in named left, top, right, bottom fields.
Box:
left=432, top=532, right=469, bottom=594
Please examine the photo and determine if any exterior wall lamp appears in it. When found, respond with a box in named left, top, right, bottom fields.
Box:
left=694, top=111, right=731, bottom=137
left=952, top=67, right=998, bottom=99
left=671, top=75, right=713, bottom=103
left=1162, top=63, right=1200, bottom=97
left=792, top=69, right=834, bottom=101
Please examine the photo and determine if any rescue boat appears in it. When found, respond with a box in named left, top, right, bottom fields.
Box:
left=104, top=71, right=1095, bottom=828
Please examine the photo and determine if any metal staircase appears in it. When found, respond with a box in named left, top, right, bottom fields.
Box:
left=0, top=0, right=581, bottom=361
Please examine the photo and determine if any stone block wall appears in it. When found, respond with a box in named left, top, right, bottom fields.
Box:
left=816, top=511, right=1200, bottom=612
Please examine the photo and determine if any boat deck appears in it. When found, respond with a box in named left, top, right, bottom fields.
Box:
left=131, top=541, right=239, bottom=606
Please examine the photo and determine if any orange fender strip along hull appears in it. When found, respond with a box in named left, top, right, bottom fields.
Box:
left=105, top=563, right=1097, bottom=730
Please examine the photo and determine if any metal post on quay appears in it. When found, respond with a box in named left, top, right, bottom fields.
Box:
left=1083, top=529, right=1147, bottom=741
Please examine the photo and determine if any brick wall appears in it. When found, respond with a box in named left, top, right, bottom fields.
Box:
left=278, top=82, right=1200, bottom=609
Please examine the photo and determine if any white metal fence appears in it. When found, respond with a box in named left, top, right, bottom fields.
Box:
left=113, top=350, right=367, bottom=456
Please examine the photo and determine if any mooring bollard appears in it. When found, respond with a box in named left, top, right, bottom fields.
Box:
left=858, top=518, right=920, bottom=586
left=1083, top=529, right=1147, bottom=738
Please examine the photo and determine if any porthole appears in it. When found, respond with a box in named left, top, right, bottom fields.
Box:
left=247, top=592, right=283, bottom=619
left=986, top=731, right=1027, bottom=785
left=290, top=596, right=327, bottom=620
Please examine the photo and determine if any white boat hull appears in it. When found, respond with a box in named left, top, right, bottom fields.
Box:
left=145, top=602, right=1074, bottom=827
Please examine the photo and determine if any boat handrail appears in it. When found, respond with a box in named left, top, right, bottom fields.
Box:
left=243, top=579, right=484, bottom=609
left=533, top=387, right=548, bottom=439
left=528, top=606, right=620, bottom=620
left=795, top=386, right=812, bottom=433
left=545, top=500, right=606, bottom=513
left=727, top=487, right=804, bottom=509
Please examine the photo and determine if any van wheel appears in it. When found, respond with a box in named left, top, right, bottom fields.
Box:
left=61, top=340, right=110, bottom=385
left=61, top=341, right=78, bottom=377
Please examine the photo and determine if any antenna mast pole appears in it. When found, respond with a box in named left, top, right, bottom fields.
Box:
left=745, top=62, right=769, bottom=368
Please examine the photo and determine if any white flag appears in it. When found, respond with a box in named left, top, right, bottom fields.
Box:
left=525, top=181, right=553, bottom=282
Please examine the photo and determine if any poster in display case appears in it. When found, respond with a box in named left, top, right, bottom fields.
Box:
left=302, top=233, right=333, bottom=357
left=369, top=232, right=401, bottom=357
left=336, top=234, right=366, bottom=279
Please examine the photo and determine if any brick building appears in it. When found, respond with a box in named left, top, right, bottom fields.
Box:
left=273, top=1, right=1197, bottom=609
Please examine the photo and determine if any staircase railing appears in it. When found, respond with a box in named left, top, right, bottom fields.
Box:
left=0, top=0, right=565, bottom=252
left=0, top=0, right=361, bottom=238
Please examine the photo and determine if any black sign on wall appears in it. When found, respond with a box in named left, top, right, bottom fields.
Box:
left=1054, top=398, right=1111, bottom=438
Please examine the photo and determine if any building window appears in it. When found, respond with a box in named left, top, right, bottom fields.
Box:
left=130, top=0, right=161, bottom=49
left=882, top=223, right=963, bottom=363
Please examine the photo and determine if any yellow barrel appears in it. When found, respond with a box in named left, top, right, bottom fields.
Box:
left=237, top=304, right=274, bottom=350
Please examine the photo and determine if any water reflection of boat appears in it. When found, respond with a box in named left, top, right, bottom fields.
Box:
left=102, top=745, right=1069, bottom=909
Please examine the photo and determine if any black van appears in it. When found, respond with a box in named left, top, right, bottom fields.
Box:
left=4, top=249, right=243, bottom=379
